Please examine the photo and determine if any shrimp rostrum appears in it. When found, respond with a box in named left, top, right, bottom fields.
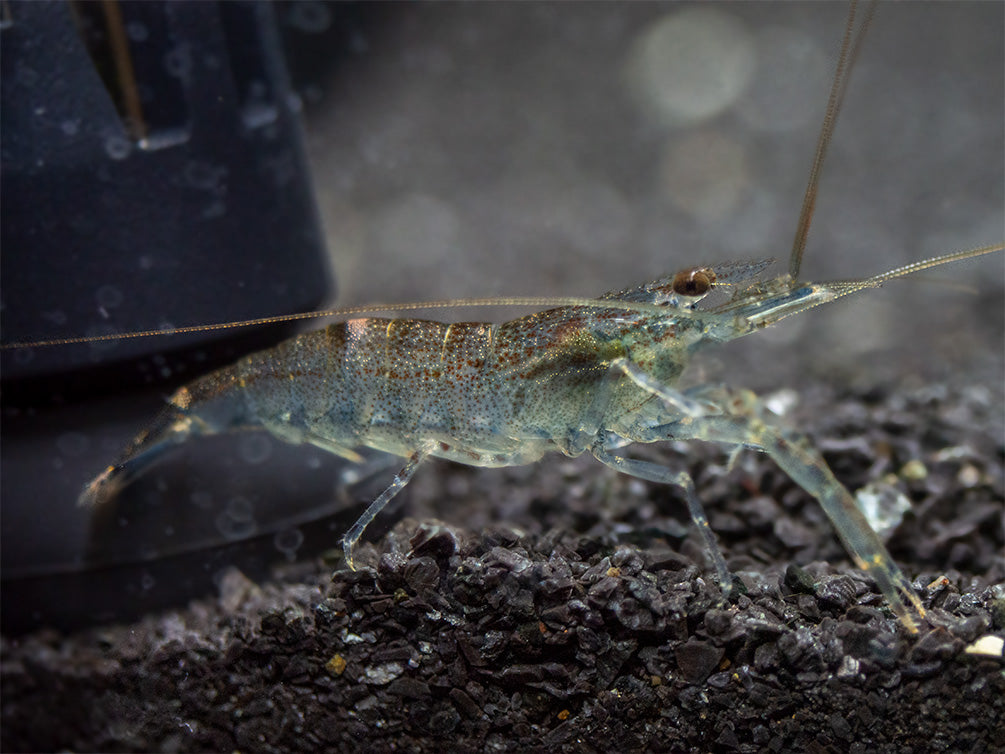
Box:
left=80, top=244, right=999, bottom=634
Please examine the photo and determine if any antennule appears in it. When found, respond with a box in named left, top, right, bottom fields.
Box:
left=862, top=243, right=1004, bottom=286
left=1, top=296, right=674, bottom=350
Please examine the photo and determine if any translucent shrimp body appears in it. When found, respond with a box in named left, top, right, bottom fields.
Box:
left=80, top=246, right=999, bottom=633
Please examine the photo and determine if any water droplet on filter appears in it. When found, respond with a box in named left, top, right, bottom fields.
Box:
left=104, top=134, right=132, bottom=160
left=216, top=497, right=257, bottom=541
left=140, top=571, right=156, bottom=591
left=624, top=7, right=756, bottom=128
left=61, top=119, right=79, bottom=135
left=274, top=527, right=304, bottom=562
left=226, top=496, right=254, bottom=521
left=239, top=434, right=272, bottom=465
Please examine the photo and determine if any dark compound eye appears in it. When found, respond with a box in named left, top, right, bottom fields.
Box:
left=671, top=267, right=715, bottom=297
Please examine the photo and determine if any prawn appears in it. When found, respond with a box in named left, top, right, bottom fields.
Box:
left=10, top=2, right=1003, bottom=633
left=76, top=241, right=999, bottom=633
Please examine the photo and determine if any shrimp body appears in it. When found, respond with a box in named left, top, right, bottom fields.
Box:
left=87, top=268, right=715, bottom=495
left=81, top=247, right=1003, bottom=633
left=82, top=288, right=687, bottom=503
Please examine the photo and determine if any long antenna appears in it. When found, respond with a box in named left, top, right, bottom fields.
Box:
left=788, top=0, right=877, bottom=281
left=1, top=295, right=679, bottom=350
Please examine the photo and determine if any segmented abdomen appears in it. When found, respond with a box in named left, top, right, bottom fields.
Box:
left=229, top=318, right=510, bottom=462
left=222, top=311, right=616, bottom=465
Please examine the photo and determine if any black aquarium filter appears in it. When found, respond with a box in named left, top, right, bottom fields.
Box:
left=1, top=0, right=331, bottom=381
left=1, top=0, right=335, bottom=632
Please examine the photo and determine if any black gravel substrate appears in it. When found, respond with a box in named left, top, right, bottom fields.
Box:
left=3, top=378, right=1003, bottom=753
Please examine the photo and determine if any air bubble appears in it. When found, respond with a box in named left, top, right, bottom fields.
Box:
left=274, top=527, right=304, bottom=561
left=104, top=134, right=132, bottom=160
left=239, top=435, right=272, bottom=465
left=216, top=497, right=257, bottom=541
left=226, top=496, right=254, bottom=521
left=214, top=513, right=255, bottom=541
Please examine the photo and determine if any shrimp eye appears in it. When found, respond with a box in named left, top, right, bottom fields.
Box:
left=671, top=268, right=715, bottom=297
